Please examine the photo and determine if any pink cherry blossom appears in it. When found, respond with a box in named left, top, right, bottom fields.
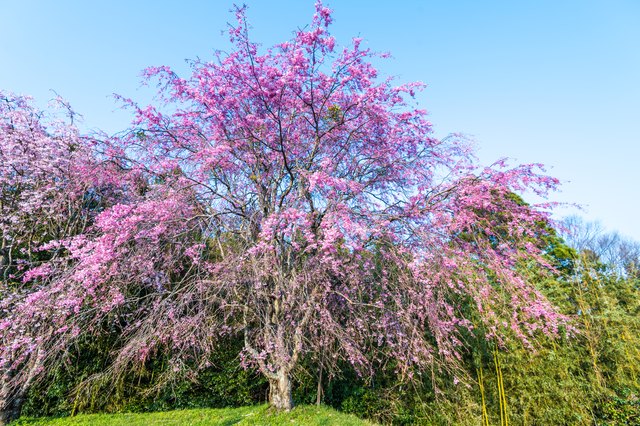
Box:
left=0, top=2, right=570, bottom=414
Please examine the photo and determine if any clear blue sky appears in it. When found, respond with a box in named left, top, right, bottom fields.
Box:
left=2, top=1, right=639, bottom=239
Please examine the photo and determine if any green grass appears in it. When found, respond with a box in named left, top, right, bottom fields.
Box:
left=11, top=404, right=375, bottom=426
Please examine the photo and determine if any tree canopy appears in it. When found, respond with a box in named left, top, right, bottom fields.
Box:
left=0, top=2, right=572, bottom=419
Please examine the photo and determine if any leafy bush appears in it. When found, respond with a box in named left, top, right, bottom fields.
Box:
left=598, top=389, right=640, bottom=426
left=21, top=337, right=267, bottom=417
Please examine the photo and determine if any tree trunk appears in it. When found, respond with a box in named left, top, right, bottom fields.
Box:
left=0, top=372, right=13, bottom=426
left=0, top=349, right=42, bottom=425
left=0, top=385, right=23, bottom=426
left=0, top=408, right=10, bottom=426
left=316, top=362, right=323, bottom=406
left=269, top=370, right=293, bottom=411
left=0, top=399, right=23, bottom=426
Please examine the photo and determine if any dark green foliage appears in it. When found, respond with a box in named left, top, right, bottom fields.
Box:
left=598, top=389, right=640, bottom=426
left=21, top=337, right=267, bottom=418
left=116, top=341, right=268, bottom=413
left=21, top=335, right=115, bottom=417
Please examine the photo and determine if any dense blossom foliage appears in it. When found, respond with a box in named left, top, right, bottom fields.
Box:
left=1, top=94, right=85, bottom=280
left=1, top=2, right=569, bottom=414
left=0, top=92, right=112, bottom=423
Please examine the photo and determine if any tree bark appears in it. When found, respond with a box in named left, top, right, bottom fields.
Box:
left=0, top=370, right=14, bottom=426
left=269, top=370, right=293, bottom=411
left=316, top=362, right=323, bottom=406
left=0, top=385, right=23, bottom=426
left=0, top=349, right=42, bottom=425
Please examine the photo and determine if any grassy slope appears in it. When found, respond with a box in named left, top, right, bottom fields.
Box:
left=12, top=404, right=375, bottom=426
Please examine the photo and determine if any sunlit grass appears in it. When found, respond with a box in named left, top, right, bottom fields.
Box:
left=12, top=404, right=375, bottom=425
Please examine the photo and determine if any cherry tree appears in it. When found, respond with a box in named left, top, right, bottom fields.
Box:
left=2, top=94, right=82, bottom=279
left=0, top=93, right=92, bottom=423
left=1, top=2, right=568, bottom=415
left=0, top=92, right=131, bottom=424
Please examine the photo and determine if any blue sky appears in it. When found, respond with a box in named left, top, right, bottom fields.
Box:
left=2, top=1, right=639, bottom=239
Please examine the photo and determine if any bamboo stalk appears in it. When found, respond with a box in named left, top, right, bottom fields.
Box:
left=494, top=346, right=508, bottom=426
left=477, top=366, right=490, bottom=426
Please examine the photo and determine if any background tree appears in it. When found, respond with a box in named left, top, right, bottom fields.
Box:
left=562, top=216, right=640, bottom=278
left=0, top=92, right=141, bottom=425
left=0, top=92, right=122, bottom=425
